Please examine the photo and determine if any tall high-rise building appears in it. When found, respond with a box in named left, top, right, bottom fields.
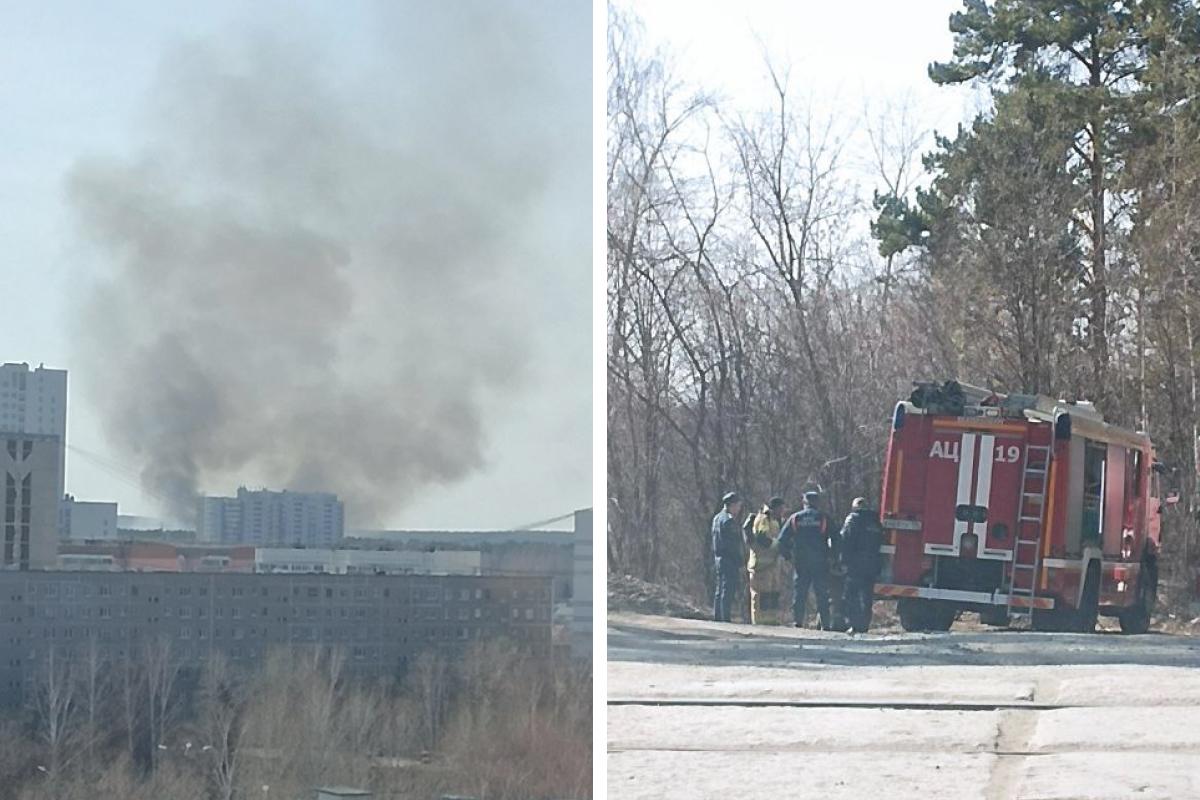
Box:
left=0, top=363, right=67, bottom=500
left=198, top=488, right=344, bottom=546
left=1, top=433, right=60, bottom=569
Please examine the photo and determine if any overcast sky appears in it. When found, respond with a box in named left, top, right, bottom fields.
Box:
left=1, top=1, right=590, bottom=530
left=621, top=0, right=985, bottom=201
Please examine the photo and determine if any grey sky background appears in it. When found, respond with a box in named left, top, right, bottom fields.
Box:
left=621, top=0, right=985, bottom=256
left=2, top=1, right=591, bottom=530
left=627, top=0, right=979, bottom=123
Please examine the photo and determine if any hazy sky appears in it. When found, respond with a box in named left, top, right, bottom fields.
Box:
left=622, top=0, right=984, bottom=198
left=1, top=1, right=591, bottom=530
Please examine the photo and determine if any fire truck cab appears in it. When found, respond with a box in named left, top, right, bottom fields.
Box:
left=876, top=381, right=1162, bottom=633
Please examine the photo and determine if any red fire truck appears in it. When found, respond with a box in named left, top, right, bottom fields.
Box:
left=875, top=381, right=1164, bottom=633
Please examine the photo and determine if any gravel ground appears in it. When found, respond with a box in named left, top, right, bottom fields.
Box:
left=607, top=612, right=1200, bottom=800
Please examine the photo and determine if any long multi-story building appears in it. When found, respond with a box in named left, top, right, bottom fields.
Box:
left=0, top=363, right=67, bottom=501
left=572, top=509, right=592, bottom=659
left=198, top=488, right=345, bottom=546
left=0, top=570, right=552, bottom=706
left=57, top=541, right=257, bottom=572
left=1, top=432, right=60, bottom=570
left=254, top=547, right=482, bottom=576
left=352, top=511, right=594, bottom=658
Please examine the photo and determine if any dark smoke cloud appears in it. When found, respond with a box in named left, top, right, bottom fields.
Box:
left=68, top=2, right=582, bottom=526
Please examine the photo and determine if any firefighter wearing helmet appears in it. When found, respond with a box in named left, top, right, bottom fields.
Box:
left=778, top=490, right=835, bottom=629
left=745, top=496, right=787, bottom=624
left=838, top=496, right=884, bottom=633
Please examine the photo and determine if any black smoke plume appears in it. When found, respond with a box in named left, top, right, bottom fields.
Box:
left=69, top=2, right=582, bottom=526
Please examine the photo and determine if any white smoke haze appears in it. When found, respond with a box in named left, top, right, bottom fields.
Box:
left=68, top=1, right=583, bottom=526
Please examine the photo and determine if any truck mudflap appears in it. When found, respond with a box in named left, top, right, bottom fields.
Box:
left=874, top=583, right=1055, bottom=609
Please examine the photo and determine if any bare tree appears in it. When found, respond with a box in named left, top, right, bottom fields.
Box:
left=198, top=654, right=245, bottom=800
left=30, top=645, right=78, bottom=782
left=142, top=636, right=182, bottom=771
left=410, top=650, right=452, bottom=750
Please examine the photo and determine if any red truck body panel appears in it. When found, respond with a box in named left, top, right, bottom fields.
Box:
left=877, top=389, right=1159, bottom=619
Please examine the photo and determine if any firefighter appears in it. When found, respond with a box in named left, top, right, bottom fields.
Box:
left=711, top=492, right=745, bottom=623
left=838, top=496, right=884, bottom=634
left=746, top=496, right=787, bottom=624
left=778, top=491, right=834, bottom=629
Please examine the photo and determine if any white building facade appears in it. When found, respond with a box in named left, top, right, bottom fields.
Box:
left=254, top=547, right=481, bottom=576
left=59, top=495, right=119, bottom=540
left=0, top=363, right=67, bottom=500
left=198, top=488, right=344, bottom=546
left=1, top=433, right=60, bottom=569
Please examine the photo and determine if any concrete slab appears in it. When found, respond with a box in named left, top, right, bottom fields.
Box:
left=1029, top=706, right=1200, bottom=752
left=609, top=613, right=1200, bottom=800
left=610, top=661, right=1040, bottom=705
left=1016, top=753, right=1200, bottom=799
left=609, top=705, right=1001, bottom=753
left=610, top=751, right=995, bottom=800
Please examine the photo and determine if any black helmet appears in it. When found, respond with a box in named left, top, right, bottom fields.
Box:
left=722, top=492, right=740, bottom=506
left=803, top=491, right=820, bottom=505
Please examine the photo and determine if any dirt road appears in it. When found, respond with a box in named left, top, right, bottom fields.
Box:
left=608, top=612, right=1200, bottom=799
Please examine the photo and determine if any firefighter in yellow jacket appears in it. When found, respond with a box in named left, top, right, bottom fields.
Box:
left=746, top=496, right=787, bottom=624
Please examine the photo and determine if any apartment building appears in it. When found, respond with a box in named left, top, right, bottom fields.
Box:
left=1, top=432, right=59, bottom=570
left=0, top=570, right=552, bottom=706
left=199, top=488, right=344, bottom=546
left=254, top=547, right=482, bottom=575
left=571, top=508, right=593, bottom=659
left=59, top=495, right=119, bottom=540
left=0, top=363, right=67, bottom=500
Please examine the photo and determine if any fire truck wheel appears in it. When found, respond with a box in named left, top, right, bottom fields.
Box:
left=1074, top=567, right=1101, bottom=633
left=979, top=606, right=1009, bottom=627
left=897, top=598, right=928, bottom=631
left=1031, top=607, right=1072, bottom=633
left=1119, top=565, right=1157, bottom=635
left=898, top=599, right=955, bottom=632
left=928, top=602, right=956, bottom=631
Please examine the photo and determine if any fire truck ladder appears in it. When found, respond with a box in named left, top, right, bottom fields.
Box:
left=1009, top=444, right=1051, bottom=621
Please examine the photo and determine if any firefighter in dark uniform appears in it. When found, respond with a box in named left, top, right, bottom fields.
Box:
left=778, top=491, right=834, bottom=629
left=838, top=496, right=884, bottom=633
left=711, top=492, right=745, bottom=623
